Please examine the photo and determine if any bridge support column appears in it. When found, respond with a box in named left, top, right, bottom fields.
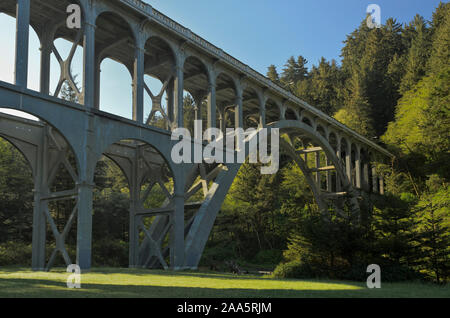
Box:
left=32, top=190, right=47, bottom=271
left=133, top=45, right=145, bottom=123
left=258, top=95, right=266, bottom=128
left=128, top=213, right=140, bottom=268
left=184, top=164, right=241, bottom=269
left=235, top=93, right=243, bottom=130
left=372, top=166, right=378, bottom=194
left=82, top=20, right=96, bottom=107
left=129, top=208, right=139, bottom=268
left=15, top=0, right=30, bottom=87
left=379, top=174, right=384, bottom=195
left=39, top=27, right=54, bottom=95
left=166, top=79, right=175, bottom=129
left=171, top=184, right=185, bottom=270
left=218, top=105, right=226, bottom=134
left=207, top=81, right=217, bottom=130
left=94, top=56, right=101, bottom=109
left=128, top=154, right=140, bottom=268
left=336, top=137, right=342, bottom=192
left=235, top=92, right=244, bottom=153
left=345, top=143, right=351, bottom=183
left=355, top=146, right=362, bottom=189
left=315, top=152, right=321, bottom=187
left=76, top=182, right=94, bottom=271
left=174, top=64, right=184, bottom=128
left=326, top=157, right=332, bottom=192
left=31, top=135, right=48, bottom=271
left=363, top=161, right=370, bottom=192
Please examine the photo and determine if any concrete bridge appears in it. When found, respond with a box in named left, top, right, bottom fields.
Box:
left=0, top=0, right=393, bottom=271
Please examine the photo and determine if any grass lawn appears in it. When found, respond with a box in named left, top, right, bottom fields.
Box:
left=0, top=267, right=448, bottom=298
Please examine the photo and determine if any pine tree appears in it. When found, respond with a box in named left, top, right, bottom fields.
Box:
left=266, top=65, right=280, bottom=84
left=414, top=175, right=450, bottom=283
left=372, top=193, right=419, bottom=268
left=400, top=15, right=431, bottom=94
left=340, top=18, right=406, bottom=137
left=428, top=2, right=450, bottom=75
left=280, top=56, right=308, bottom=92
left=298, top=58, right=343, bottom=115
left=334, top=70, right=375, bottom=138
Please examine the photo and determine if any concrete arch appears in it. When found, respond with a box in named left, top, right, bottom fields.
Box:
left=142, top=27, right=179, bottom=56
left=266, top=120, right=361, bottom=215
left=340, top=135, right=350, bottom=148
left=328, top=131, right=339, bottom=152
left=265, top=97, right=282, bottom=123
left=241, top=83, right=263, bottom=128
left=215, top=71, right=240, bottom=129
left=89, top=123, right=181, bottom=182
left=183, top=55, right=211, bottom=97
left=0, top=99, right=84, bottom=175
left=96, top=138, right=176, bottom=191
left=285, top=106, right=299, bottom=120
left=183, top=56, right=210, bottom=80
left=0, top=133, right=36, bottom=177
left=183, top=53, right=211, bottom=79
left=302, top=115, right=314, bottom=127
left=95, top=11, right=137, bottom=119
left=95, top=10, right=137, bottom=62
left=100, top=153, right=132, bottom=188
left=316, top=124, right=327, bottom=138
left=144, top=35, right=177, bottom=62
left=215, top=70, right=239, bottom=92
left=241, top=122, right=322, bottom=210
left=93, top=6, right=139, bottom=44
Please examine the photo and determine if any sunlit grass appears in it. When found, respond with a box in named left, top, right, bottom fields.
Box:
left=0, top=267, right=448, bottom=298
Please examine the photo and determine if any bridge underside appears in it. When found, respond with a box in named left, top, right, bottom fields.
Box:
left=0, top=0, right=391, bottom=271
left=0, top=85, right=384, bottom=271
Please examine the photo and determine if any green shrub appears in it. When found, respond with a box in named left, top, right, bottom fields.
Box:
left=273, top=260, right=319, bottom=279
left=274, top=259, right=424, bottom=282
left=0, top=242, right=32, bottom=266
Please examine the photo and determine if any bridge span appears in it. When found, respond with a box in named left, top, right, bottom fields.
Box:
left=0, top=0, right=393, bottom=271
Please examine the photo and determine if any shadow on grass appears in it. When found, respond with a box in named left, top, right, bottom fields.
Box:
left=91, top=268, right=268, bottom=281
left=83, top=268, right=368, bottom=288
left=0, top=277, right=372, bottom=298
left=1, top=268, right=448, bottom=298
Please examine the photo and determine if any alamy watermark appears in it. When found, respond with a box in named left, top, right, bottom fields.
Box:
left=366, top=264, right=381, bottom=288
left=171, top=120, right=279, bottom=175
left=66, top=264, right=81, bottom=289
left=66, top=4, right=81, bottom=29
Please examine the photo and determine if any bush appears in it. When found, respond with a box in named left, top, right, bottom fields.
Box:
left=273, top=260, right=319, bottom=279
left=274, top=259, right=424, bottom=282
left=0, top=241, right=32, bottom=266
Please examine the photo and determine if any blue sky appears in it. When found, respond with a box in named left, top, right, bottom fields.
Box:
left=146, top=0, right=444, bottom=71
left=0, top=0, right=445, bottom=120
